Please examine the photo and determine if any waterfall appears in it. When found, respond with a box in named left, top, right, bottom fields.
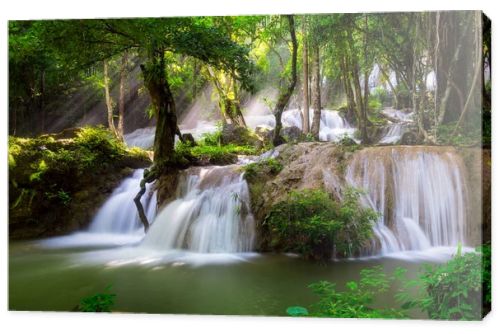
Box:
left=379, top=123, right=408, bottom=144
left=246, top=108, right=356, bottom=142
left=345, top=147, right=468, bottom=255
left=124, top=127, right=156, bottom=149
left=88, top=169, right=157, bottom=234
left=378, top=108, right=414, bottom=144
left=141, top=165, right=255, bottom=253
left=124, top=122, right=217, bottom=150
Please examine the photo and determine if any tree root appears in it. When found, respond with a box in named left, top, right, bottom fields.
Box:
left=134, top=167, right=159, bottom=233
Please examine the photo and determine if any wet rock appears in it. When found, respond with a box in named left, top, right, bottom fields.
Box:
left=181, top=133, right=197, bottom=146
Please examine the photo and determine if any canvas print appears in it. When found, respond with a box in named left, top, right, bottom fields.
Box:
left=8, top=11, right=491, bottom=320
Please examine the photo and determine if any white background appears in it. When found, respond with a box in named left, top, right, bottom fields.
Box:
left=0, top=0, right=498, bottom=333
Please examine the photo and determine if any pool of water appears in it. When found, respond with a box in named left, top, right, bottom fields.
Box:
left=9, top=237, right=457, bottom=317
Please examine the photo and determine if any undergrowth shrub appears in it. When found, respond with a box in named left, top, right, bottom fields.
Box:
left=287, top=266, right=406, bottom=318
left=397, top=244, right=489, bottom=320
left=264, top=188, right=378, bottom=259
left=79, top=286, right=116, bottom=312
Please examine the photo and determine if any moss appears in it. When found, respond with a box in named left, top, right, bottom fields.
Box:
left=242, top=158, right=283, bottom=181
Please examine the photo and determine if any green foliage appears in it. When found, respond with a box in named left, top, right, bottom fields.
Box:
left=264, top=188, right=378, bottom=259
left=479, top=243, right=491, bottom=306
left=79, top=286, right=116, bottom=312
left=372, top=86, right=389, bottom=105
left=127, top=146, right=150, bottom=160
left=397, top=246, right=487, bottom=320
left=9, top=127, right=150, bottom=219
left=289, top=266, right=405, bottom=318
left=174, top=137, right=258, bottom=166
left=243, top=158, right=283, bottom=180
left=368, top=95, right=383, bottom=113
left=74, top=126, right=126, bottom=159
left=436, top=122, right=482, bottom=146
left=200, top=127, right=223, bottom=146
left=45, top=189, right=72, bottom=206
left=337, top=135, right=360, bottom=149
left=286, top=306, right=309, bottom=317
left=29, top=159, right=48, bottom=182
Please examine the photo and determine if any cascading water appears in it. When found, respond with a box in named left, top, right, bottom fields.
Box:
left=245, top=108, right=356, bottom=142
left=88, top=169, right=157, bottom=234
left=38, top=169, right=157, bottom=249
left=379, top=123, right=409, bottom=144
left=344, top=147, right=468, bottom=255
left=379, top=108, right=414, bottom=144
left=124, top=127, right=156, bottom=149
left=141, top=165, right=255, bottom=253
left=124, top=121, right=218, bottom=150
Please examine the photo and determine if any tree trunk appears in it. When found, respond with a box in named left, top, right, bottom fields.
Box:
left=452, top=11, right=483, bottom=136
left=310, top=44, right=321, bottom=140
left=209, top=69, right=246, bottom=127
left=301, top=18, right=310, bottom=134
left=341, top=56, right=357, bottom=124
left=103, top=60, right=118, bottom=137
left=39, top=69, right=45, bottom=133
left=379, top=66, right=398, bottom=108
left=273, top=15, right=298, bottom=146
left=117, top=51, right=128, bottom=140
left=135, top=50, right=182, bottom=232
left=351, top=60, right=369, bottom=143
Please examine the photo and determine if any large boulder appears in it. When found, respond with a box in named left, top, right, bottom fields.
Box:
left=221, top=123, right=262, bottom=147
left=181, top=133, right=197, bottom=146
left=400, top=131, right=420, bottom=145
left=255, top=126, right=273, bottom=142
left=281, top=126, right=304, bottom=142
left=221, top=124, right=249, bottom=145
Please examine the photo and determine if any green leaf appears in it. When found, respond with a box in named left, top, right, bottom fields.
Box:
left=286, top=306, right=309, bottom=317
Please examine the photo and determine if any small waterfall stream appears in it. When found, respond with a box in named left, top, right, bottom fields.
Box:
left=88, top=169, right=157, bottom=234
left=141, top=165, right=255, bottom=253
left=344, top=147, right=468, bottom=255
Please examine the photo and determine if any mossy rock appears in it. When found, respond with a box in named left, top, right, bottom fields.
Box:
left=9, top=127, right=151, bottom=239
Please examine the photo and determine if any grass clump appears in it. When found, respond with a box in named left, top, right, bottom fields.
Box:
left=173, top=128, right=260, bottom=166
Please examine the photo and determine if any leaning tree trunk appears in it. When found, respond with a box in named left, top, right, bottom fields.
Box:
left=209, top=70, right=246, bottom=127
left=273, top=15, right=298, bottom=146
left=379, top=65, right=398, bottom=109
left=103, top=60, right=118, bottom=138
left=301, top=18, right=310, bottom=134
left=310, top=44, right=321, bottom=140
